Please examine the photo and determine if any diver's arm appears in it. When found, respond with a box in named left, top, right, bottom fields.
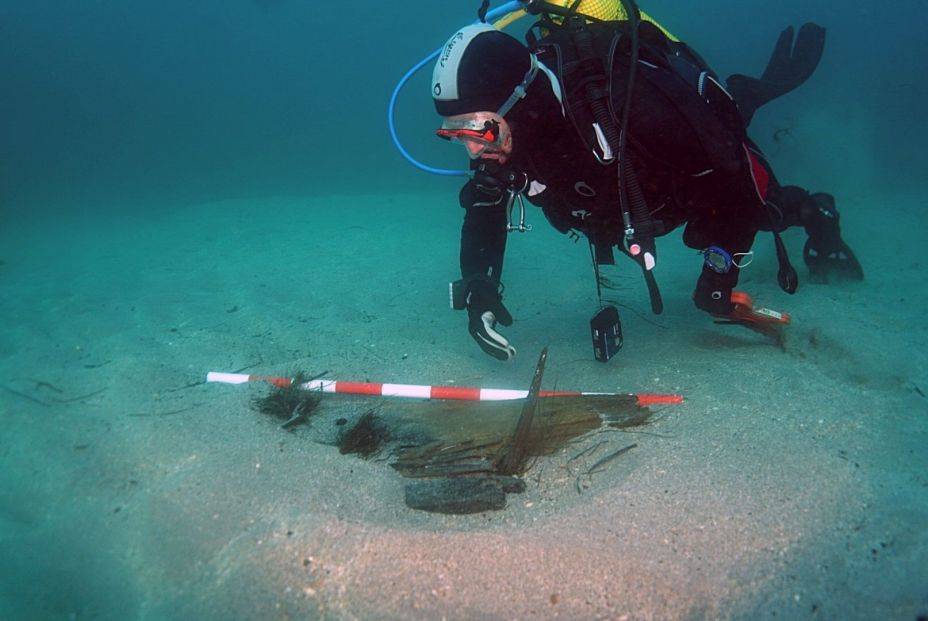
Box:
left=454, top=161, right=523, bottom=361
left=459, top=183, right=508, bottom=282
left=458, top=160, right=525, bottom=282
left=689, top=215, right=759, bottom=315
left=460, top=213, right=507, bottom=287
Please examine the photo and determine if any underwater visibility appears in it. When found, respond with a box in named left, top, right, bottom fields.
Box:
left=1, top=1, right=926, bottom=620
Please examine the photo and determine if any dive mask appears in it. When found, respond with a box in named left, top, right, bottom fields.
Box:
left=436, top=112, right=513, bottom=161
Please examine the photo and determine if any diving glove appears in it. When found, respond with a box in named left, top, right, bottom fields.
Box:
left=453, top=278, right=516, bottom=361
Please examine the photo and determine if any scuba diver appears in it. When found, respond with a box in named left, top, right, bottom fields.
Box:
left=426, top=0, right=863, bottom=361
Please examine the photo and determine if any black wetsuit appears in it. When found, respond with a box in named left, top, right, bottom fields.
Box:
left=457, top=23, right=820, bottom=313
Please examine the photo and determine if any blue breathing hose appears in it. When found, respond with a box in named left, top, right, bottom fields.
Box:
left=387, top=1, right=523, bottom=176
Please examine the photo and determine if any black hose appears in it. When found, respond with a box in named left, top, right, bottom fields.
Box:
left=478, top=0, right=490, bottom=22
left=615, top=0, right=651, bottom=242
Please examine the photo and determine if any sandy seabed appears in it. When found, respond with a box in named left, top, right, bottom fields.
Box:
left=1, top=191, right=926, bottom=620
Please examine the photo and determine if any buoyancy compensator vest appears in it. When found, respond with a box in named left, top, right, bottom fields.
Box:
left=527, top=17, right=751, bottom=190
left=523, top=9, right=761, bottom=312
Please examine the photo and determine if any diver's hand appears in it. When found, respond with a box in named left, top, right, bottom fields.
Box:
left=466, top=279, right=516, bottom=361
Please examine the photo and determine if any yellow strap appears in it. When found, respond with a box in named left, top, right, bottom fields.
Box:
left=492, top=4, right=679, bottom=42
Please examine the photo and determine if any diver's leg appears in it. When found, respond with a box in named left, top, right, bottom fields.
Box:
left=688, top=213, right=759, bottom=315
left=773, top=185, right=864, bottom=281
left=727, top=23, right=827, bottom=127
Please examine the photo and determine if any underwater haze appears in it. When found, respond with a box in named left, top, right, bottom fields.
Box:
left=1, top=1, right=927, bottom=620
left=1, top=0, right=926, bottom=212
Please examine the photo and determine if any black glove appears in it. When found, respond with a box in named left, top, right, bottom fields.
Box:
left=693, top=268, right=738, bottom=315
left=465, top=278, right=516, bottom=361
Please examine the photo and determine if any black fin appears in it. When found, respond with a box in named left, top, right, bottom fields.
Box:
left=727, top=23, right=826, bottom=127
left=803, top=240, right=864, bottom=283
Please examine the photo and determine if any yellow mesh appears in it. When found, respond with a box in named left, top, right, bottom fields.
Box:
left=544, top=0, right=678, bottom=41
left=546, top=0, right=622, bottom=21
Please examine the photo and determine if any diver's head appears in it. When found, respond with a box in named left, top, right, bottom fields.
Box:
left=432, top=24, right=537, bottom=118
left=431, top=24, right=538, bottom=162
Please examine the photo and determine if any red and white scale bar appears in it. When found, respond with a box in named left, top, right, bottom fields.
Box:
left=206, top=372, right=684, bottom=407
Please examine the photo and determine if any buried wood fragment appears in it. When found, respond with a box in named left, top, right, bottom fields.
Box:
left=389, top=348, right=657, bottom=512
left=566, top=440, right=607, bottom=466
left=404, top=476, right=527, bottom=514
left=391, top=439, right=504, bottom=478
left=575, top=442, right=638, bottom=493
left=244, top=351, right=661, bottom=513
left=498, top=347, right=548, bottom=476
left=586, top=442, right=638, bottom=475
